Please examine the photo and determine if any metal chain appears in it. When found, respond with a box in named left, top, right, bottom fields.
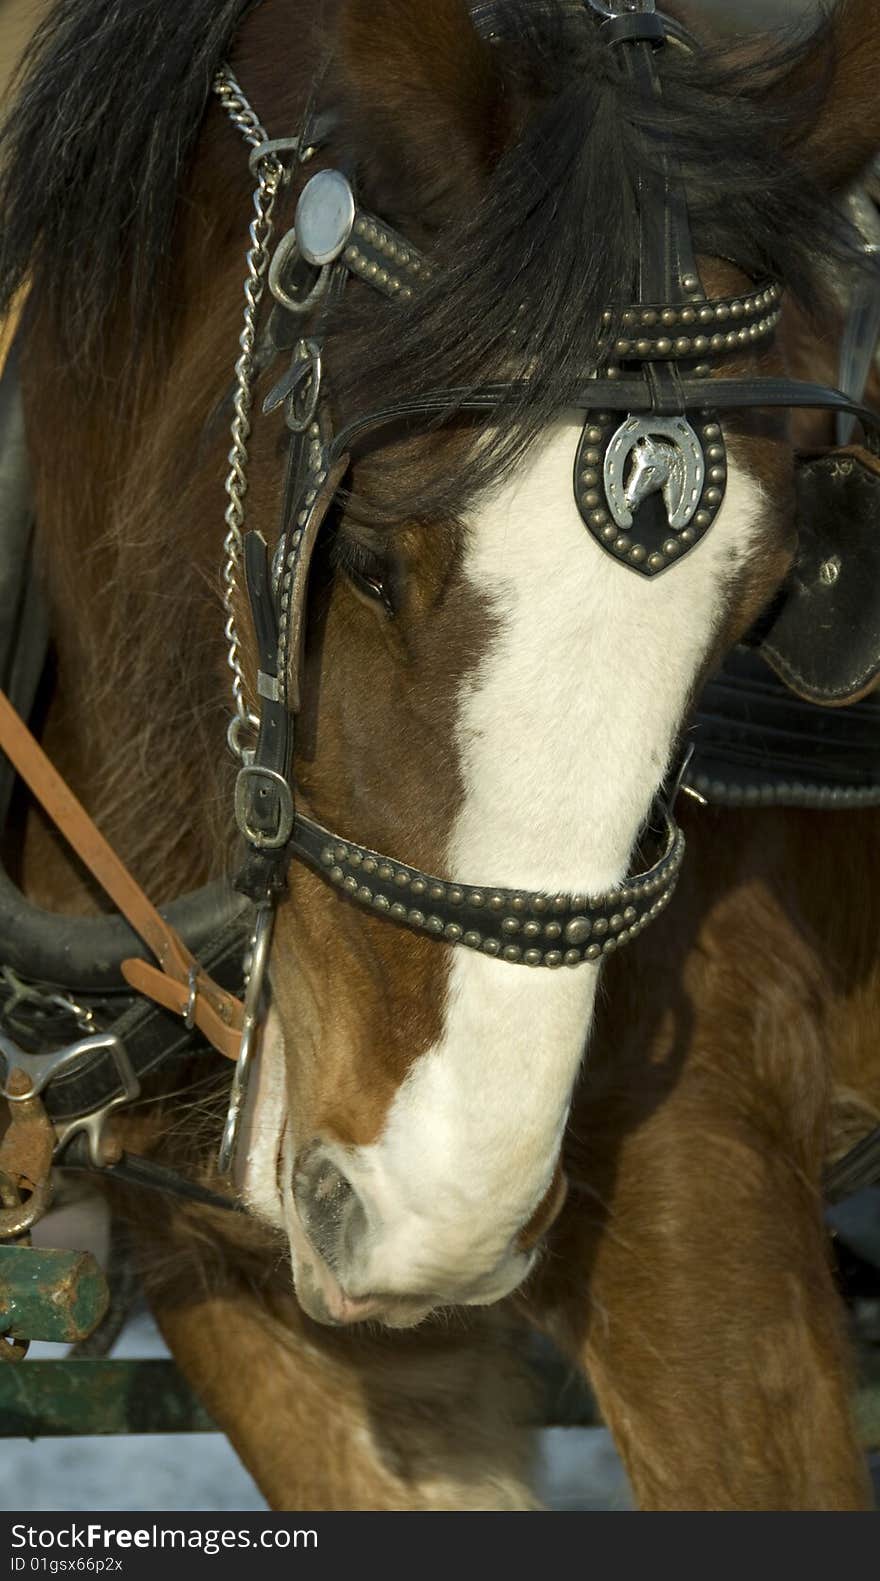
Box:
left=214, top=68, right=285, bottom=761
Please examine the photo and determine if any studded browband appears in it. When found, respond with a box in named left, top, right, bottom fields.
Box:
left=231, top=0, right=880, bottom=967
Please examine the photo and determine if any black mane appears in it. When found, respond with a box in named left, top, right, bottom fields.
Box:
left=0, top=0, right=262, bottom=355
left=329, top=1, right=864, bottom=516
left=0, top=0, right=866, bottom=515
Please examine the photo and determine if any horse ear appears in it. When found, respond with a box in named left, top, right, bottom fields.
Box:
left=335, top=0, right=508, bottom=227
left=776, top=0, right=880, bottom=194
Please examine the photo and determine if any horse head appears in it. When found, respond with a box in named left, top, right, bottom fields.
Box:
left=6, top=0, right=879, bottom=1331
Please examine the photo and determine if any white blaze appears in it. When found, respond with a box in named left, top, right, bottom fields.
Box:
left=330, top=415, right=764, bottom=1300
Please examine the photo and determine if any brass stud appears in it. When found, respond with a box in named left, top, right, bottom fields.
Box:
left=429, top=883, right=445, bottom=901
left=407, top=909, right=425, bottom=927
left=502, top=945, right=522, bottom=962
left=683, top=273, right=700, bottom=293
left=544, top=922, right=562, bottom=939
left=545, top=952, right=563, bottom=967
left=703, top=423, right=721, bottom=439
left=390, top=902, right=407, bottom=920
left=709, top=466, right=726, bottom=483
left=523, top=921, right=542, bottom=939
left=464, top=931, right=482, bottom=948
left=378, top=862, right=394, bottom=881
left=469, top=891, right=485, bottom=907
left=482, top=938, right=500, bottom=956
left=411, top=878, right=427, bottom=896
left=694, top=510, right=711, bottom=529
left=629, top=544, right=647, bottom=564
left=334, top=845, right=348, bottom=862
left=448, top=887, right=463, bottom=905
left=394, top=871, right=410, bottom=887
left=655, top=337, right=673, bottom=355
left=730, top=301, right=744, bottom=318
left=445, top=923, right=463, bottom=942
left=374, top=894, right=390, bottom=912
left=636, top=339, right=652, bottom=356
left=648, top=552, right=666, bottom=571
left=501, top=917, right=520, bottom=934
left=427, top=917, right=444, bottom=934
left=693, top=336, right=709, bottom=354
left=565, top=917, right=592, bottom=944
left=698, top=306, right=714, bottom=324
left=705, top=487, right=722, bottom=505
left=590, top=510, right=609, bottom=528
left=614, top=535, right=631, bottom=554
left=674, top=337, right=692, bottom=355
left=581, top=468, right=599, bottom=487
left=615, top=340, right=632, bottom=356
left=681, top=307, right=697, bottom=325
left=321, top=847, right=334, bottom=866
left=343, top=875, right=359, bottom=893
left=357, top=886, right=372, bottom=904
left=564, top=950, right=581, bottom=966
left=680, top=527, right=696, bottom=544
left=642, top=309, right=658, bottom=326
left=664, top=539, right=680, bottom=556
left=585, top=943, right=602, bottom=960
left=524, top=950, right=543, bottom=967
left=601, top=525, right=617, bottom=543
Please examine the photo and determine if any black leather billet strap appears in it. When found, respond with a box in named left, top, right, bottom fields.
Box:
left=330, top=377, right=880, bottom=460
left=60, top=1138, right=244, bottom=1214
left=38, top=911, right=248, bottom=1123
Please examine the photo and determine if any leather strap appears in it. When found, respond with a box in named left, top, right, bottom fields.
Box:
left=0, top=687, right=244, bottom=1059
left=0, top=284, right=28, bottom=384
left=330, top=376, right=880, bottom=460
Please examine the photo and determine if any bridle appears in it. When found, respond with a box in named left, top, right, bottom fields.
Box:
left=2, top=0, right=880, bottom=1219
left=213, top=0, right=880, bottom=1168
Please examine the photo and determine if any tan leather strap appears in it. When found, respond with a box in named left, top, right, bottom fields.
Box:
left=0, top=687, right=243, bottom=1058
left=0, top=282, right=29, bottom=381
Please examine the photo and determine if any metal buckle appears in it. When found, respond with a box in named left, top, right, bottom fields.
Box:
left=263, top=340, right=323, bottom=434
left=268, top=229, right=330, bottom=318
left=248, top=137, right=303, bottom=181
left=0, top=1028, right=141, bottom=1172
left=587, top=1, right=656, bottom=15
left=218, top=902, right=274, bottom=1178
left=234, top=765, right=295, bottom=852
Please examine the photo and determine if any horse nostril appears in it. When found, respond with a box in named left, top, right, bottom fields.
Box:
left=293, top=1150, right=361, bottom=1269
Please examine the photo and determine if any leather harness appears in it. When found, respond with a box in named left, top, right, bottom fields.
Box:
left=3, top=0, right=880, bottom=1216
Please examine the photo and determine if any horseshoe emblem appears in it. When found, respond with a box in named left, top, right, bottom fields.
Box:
left=574, top=410, right=728, bottom=578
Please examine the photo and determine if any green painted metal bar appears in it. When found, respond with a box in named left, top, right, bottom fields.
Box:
left=0, top=1360, right=217, bottom=1437
left=0, top=1349, right=876, bottom=1443
left=0, top=1247, right=109, bottom=1344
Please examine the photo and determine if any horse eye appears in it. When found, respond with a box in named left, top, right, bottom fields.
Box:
left=333, top=534, right=397, bottom=617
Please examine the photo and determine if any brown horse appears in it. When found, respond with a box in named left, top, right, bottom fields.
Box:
left=3, top=0, right=880, bottom=1509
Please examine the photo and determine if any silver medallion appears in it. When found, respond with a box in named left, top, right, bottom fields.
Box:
left=574, top=410, right=727, bottom=577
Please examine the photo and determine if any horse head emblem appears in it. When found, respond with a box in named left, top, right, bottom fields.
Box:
left=604, top=415, right=706, bottom=532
